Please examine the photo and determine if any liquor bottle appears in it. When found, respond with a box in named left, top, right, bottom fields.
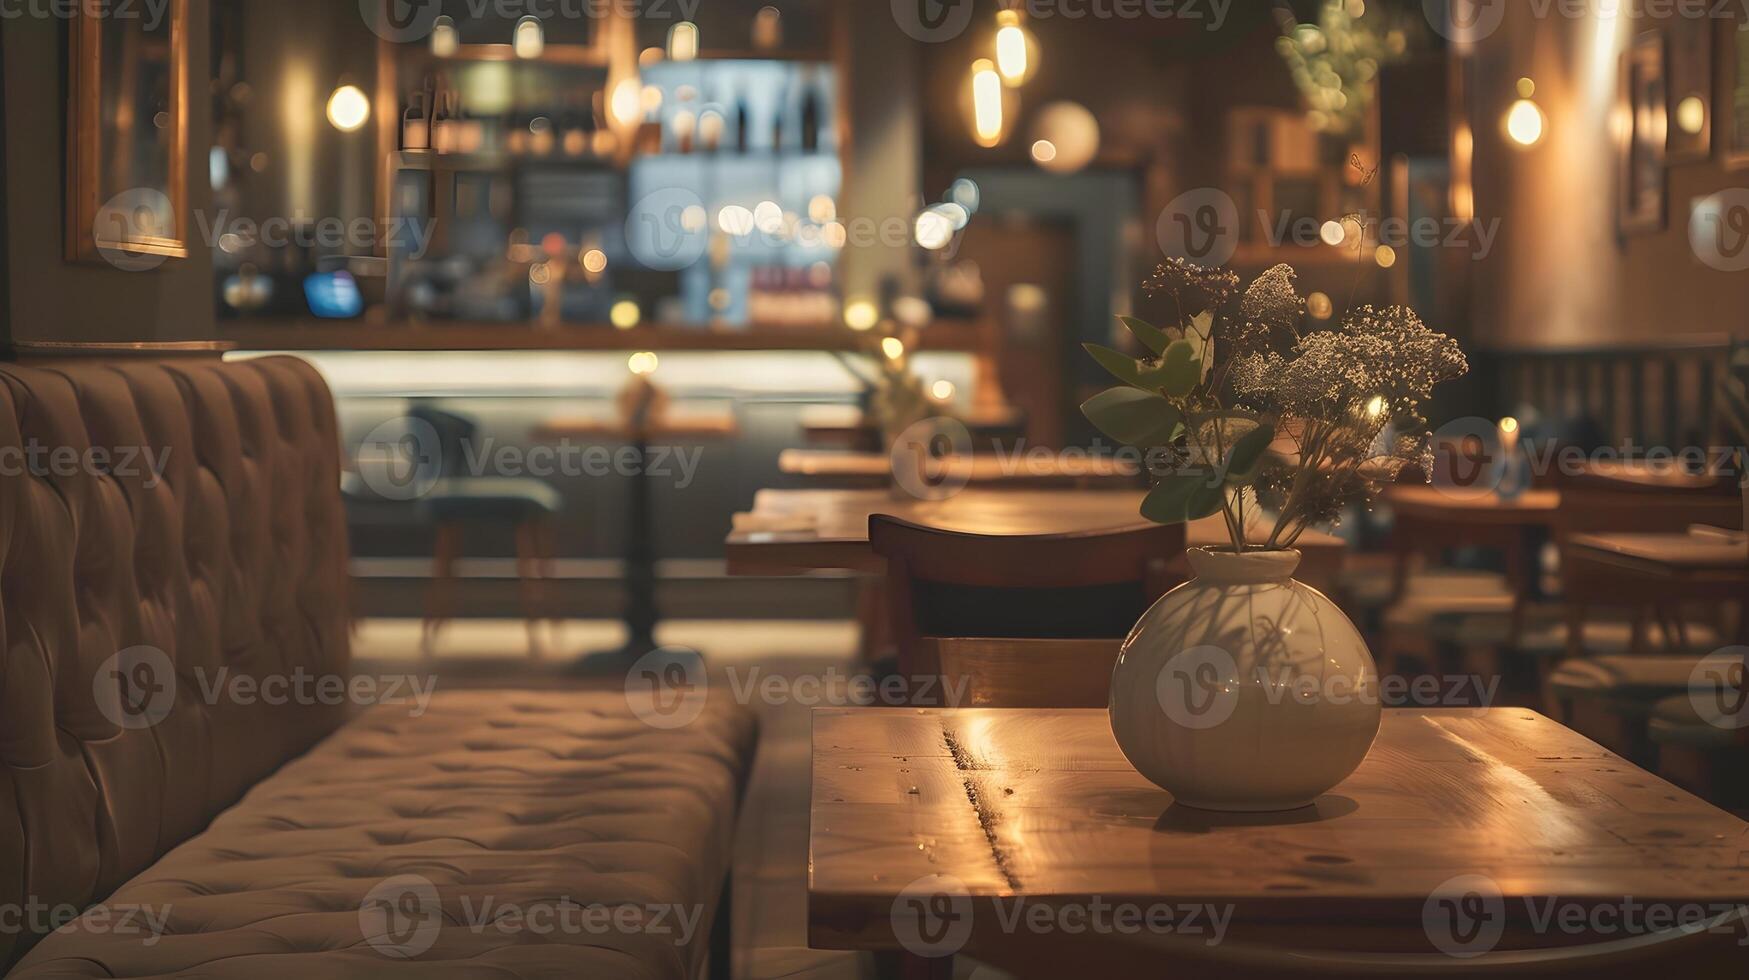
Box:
left=430, top=87, right=455, bottom=154
left=402, top=91, right=428, bottom=150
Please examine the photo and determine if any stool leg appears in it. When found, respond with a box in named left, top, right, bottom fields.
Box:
left=424, top=522, right=462, bottom=662
left=515, top=521, right=545, bottom=660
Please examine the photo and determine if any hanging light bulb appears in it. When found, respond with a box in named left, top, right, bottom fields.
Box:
left=971, top=58, right=1004, bottom=147
left=994, top=10, right=1038, bottom=87
left=325, top=85, right=370, bottom=132
left=430, top=16, right=458, bottom=58
left=513, top=16, right=544, bottom=59
left=1504, top=77, right=1545, bottom=148
left=668, top=21, right=699, bottom=61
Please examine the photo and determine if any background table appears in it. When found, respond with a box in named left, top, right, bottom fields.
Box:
left=778, top=449, right=1140, bottom=488
left=727, top=488, right=1346, bottom=591
left=810, top=707, right=1749, bottom=966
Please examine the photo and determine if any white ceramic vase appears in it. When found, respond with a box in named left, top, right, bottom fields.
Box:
left=1109, top=547, right=1382, bottom=812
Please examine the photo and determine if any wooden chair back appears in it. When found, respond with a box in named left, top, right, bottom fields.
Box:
left=869, top=515, right=1184, bottom=676
left=924, top=637, right=1121, bottom=708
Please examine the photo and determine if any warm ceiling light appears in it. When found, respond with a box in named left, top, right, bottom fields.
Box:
left=931, top=380, right=956, bottom=401
left=1505, top=99, right=1545, bottom=147
left=1307, top=292, right=1333, bottom=319
left=1676, top=95, right=1706, bottom=135
left=1030, top=139, right=1057, bottom=164
left=994, top=10, right=1037, bottom=87
left=1374, top=244, right=1397, bottom=268
left=513, top=16, right=544, bottom=59
left=668, top=21, right=699, bottom=61
left=627, top=351, right=659, bottom=375
left=971, top=58, right=1004, bottom=147
left=753, top=201, right=784, bottom=235
left=1030, top=101, right=1099, bottom=173
left=880, top=337, right=906, bottom=360
left=610, top=78, right=643, bottom=127
left=581, top=249, right=607, bottom=274
left=845, top=300, right=879, bottom=331
left=430, top=16, right=458, bottom=57
left=1319, top=219, right=1346, bottom=246
left=325, top=85, right=370, bottom=132
left=611, top=300, right=641, bottom=330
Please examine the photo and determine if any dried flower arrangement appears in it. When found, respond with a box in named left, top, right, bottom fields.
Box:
left=1083, top=259, right=1468, bottom=553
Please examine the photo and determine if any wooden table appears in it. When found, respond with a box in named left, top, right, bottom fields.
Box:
left=800, top=403, right=1026, bottom=449
left=1567, top=530, right=1749, bottom=580
left=533, top=406, right=739, bottom=667
left=1384, top=485, right=1562, bottom=526
left=726, top=488, right=1346, bottom=591
left=778, top=449, right=1140, bottom=488
left=810, top=707, right=1749, bottom=973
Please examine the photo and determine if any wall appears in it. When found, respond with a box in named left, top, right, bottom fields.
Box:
left=1469, top=2, right=1749, bottom=350
left=1, top=0, right=217, bottom=345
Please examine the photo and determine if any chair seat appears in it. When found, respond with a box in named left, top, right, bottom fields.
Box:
left=1648, top=694, right=1745, bottom=749
left=428, top=476, right=563, bottom=523
left=11, top=689, right=758, bottom=979
left=1546, top=654, right=1710, bottom=710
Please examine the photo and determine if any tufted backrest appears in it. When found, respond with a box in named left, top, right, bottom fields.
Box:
left=0, top=354, right=351, bottom=967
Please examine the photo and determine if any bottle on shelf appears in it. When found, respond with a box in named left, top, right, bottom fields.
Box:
left=402, top=91, right=429, bottom=150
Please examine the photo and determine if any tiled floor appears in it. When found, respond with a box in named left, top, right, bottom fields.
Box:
left=354, top=618, right=883, bottom=980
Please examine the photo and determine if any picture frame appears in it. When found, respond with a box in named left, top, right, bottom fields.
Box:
left=1723, top=18, right=1749, bottom=169
left=66, top=0, right=189, bottom=265
left=1666, top=14, right=1712, bottom=161
left=1619, top=31, right=1667, bottom=236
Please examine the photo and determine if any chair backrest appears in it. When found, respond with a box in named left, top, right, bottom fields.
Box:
left=406, top=401, right=477, bottom=480
left=925, top=637, right=1120, bottom=708
left=0, top=355, right=351, bottom=967
left=870, top=515, right=1184, bottom=675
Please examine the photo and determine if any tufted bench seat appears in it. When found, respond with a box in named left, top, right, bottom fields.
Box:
left=0, top=355, right=757, bottom=978
left=10, top=690, right=757, bottom=979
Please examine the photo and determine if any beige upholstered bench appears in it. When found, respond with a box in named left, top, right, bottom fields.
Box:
left=0, top=355, right=756, bottom=978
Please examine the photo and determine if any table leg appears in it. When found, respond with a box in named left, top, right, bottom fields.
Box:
left=570, top=436, right=662, bottom=674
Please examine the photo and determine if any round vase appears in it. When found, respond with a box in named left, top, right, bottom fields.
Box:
left=1108, top=547, right=1381, bottom=812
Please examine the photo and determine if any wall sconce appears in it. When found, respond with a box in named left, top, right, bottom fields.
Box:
left=1504, top=77, right=1545, bottom=148
left=325, top=84, right=370, bottom=133
left=994, top=9, right=1038, bottom=87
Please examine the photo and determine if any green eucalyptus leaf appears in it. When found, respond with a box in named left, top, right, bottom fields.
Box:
left=1081, top=388, right=1183, bottom=447
left=1223, top=423, right=1277, bottom=485
left=1159, top=341, right=1202, bottom=398
left=1084, top=343, right=1149, bottom=388
left=1141, top=470, right=1226, bottom=525
left=1118, top=316, right=1171, bottom=356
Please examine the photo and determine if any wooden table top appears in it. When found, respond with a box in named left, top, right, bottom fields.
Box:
left=726, top=488, right=1346, bottom=583
left=1567, top=530, right=1749, bottom=578
left=532, top=407, right=740, bottom=442
left=800, top=403, right=1026, bottom=436
left=1384, top=485, right=1562, bottom=524
left=809, top=707, right=1749, bottom=956
left=778, top=449, right=1140, bottom=487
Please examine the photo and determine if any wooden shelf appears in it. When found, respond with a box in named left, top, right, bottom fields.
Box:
left=223, top=319, right=986, bottom=353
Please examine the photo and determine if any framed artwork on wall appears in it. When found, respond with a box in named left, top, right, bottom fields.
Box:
left=1619, top=31, right=1667, bottom=236
left=66, top=0, right=189, bottom=265
left=1666, top=15, right=1711, bottom=161
left=1723, top=19, right=1749, bottom=168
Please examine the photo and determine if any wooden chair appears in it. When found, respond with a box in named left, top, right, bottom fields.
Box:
left=922, top=637, right=1120, bottom=708
left=868, top=516, right=1184, bottom=679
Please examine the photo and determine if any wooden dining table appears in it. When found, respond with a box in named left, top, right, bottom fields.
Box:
left=810, top=706, right=1749, bottom=975
left=778, top=448, right=1141, bottom=488
left=727, top=488, right=1347, bottom=592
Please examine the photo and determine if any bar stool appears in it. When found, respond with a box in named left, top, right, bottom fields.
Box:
left=411, top=404, right=562, bottom=660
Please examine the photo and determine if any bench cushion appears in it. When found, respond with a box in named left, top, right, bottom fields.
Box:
left=10, top=688, right=758, bottom=979
left=1545, top=655, right=1708, bottom=709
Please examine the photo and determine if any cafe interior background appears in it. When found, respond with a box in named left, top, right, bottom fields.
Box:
left=3, top=0, right=1749, bottom=977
